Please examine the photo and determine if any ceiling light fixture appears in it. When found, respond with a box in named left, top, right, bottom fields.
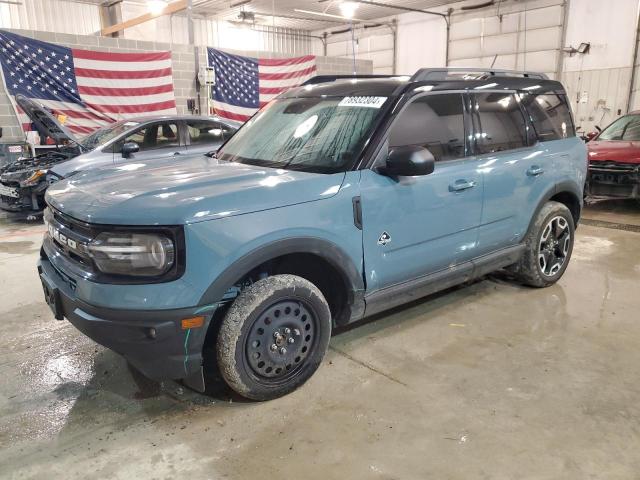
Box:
left=339, top=1, right=359, bottom=19
left=147, top=0, right=168, bottom=15
left=294, top=8, right=364, bottom=22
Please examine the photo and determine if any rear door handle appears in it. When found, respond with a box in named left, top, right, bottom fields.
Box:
left=527, top=165, right=544, bottom=176
left=449, top=179, right=476, bottom=192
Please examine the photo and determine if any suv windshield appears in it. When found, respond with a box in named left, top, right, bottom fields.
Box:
left=79, top=121, right=141, bottom=150
left=217, top=96, right=387, bottom=173
left=598, top=114, right=640, bottom=141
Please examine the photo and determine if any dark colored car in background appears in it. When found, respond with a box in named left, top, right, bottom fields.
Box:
left=586, top=112, right=640, bottom=200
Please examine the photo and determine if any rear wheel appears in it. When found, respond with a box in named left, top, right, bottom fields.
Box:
left=512, top=201, right=575, bottom=287
left=216, top=274, right=331, bottom=401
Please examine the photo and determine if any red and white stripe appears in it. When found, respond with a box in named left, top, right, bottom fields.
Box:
left=14, top=50, right=177, bottom=137
left=213, top=54, right=316, bottom=123
left=13, top=98, right=115, bottom=136
left=72, top=50, right=177, bottom=126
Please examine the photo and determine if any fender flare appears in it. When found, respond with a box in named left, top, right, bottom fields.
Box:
left=526, top=181, right=583, bottom=237
left=198, top=236, right=365, bottom=309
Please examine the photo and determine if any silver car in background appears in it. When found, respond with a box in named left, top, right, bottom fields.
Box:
left=0, top=95, right=241, bottom=217
left=48, top=115, right=241, bottom=180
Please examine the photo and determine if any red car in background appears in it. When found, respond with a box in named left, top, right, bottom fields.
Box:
left=586, top=113, right=640, bottom=200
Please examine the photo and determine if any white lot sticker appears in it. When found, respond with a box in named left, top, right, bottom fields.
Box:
left=339, top=96, right=387, bottom=108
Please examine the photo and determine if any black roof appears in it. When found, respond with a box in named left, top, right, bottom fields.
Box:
left=282, top=74, right=566, bottom=99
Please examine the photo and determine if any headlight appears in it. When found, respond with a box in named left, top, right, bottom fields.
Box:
left=21, top=169, right=47, bottom=187
left=87, top=232, right=175, bottom=276
left=46, top=172, right=63, bottom=184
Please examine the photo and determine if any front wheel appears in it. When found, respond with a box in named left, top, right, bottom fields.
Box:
left=216, top=274, right=332, bottom=401
left=512, top=201, right=575, bottom=287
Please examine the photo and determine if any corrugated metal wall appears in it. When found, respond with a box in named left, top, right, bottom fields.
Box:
left=448, top=0, right=565, bottom=78
left=321, top=26, right=395, bottom=74
left=319, top=0, right=566, bottom=77
left=564, top=68, right=634, bottom=131
left=0, top=0, right=101, bottom=35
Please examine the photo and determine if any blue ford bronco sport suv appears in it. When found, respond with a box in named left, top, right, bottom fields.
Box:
left=38, top=68, right=587, bottom=400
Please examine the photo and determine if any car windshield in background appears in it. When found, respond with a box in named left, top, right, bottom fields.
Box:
left=217, top=96, right=387, bottom=173
left=598, top=115, right=640, bottom=141
left=79, top=121, right=141, bottom=150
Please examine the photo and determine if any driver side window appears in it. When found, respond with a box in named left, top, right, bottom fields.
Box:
left=388, top=93, right=466, bottom=162
left=112, top=122, right=180, bottom=153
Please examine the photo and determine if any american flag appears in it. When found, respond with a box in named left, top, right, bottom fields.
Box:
left=0, top=30, right=177, bottom=136
left=208, top=48, right=316, bottom=122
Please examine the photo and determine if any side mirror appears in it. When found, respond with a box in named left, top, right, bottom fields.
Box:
left=382, top=145, right=435, bottom=177
left=585, top=131, right=599, bottom=142
left=121, top=142, right=139, bottom=159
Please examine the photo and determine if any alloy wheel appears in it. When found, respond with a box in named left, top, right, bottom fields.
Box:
left=538, top=215, right=571, bottom=277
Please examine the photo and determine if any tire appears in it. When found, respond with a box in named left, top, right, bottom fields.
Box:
left=216, top=274, right=331, bottom=401
left=512, top=201, right=575, bottom=288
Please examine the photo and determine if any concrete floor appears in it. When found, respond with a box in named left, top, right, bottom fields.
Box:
left=1, top=200, right=639, bottom=479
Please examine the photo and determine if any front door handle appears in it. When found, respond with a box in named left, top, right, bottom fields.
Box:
left=527, top=165, right=544, bottom=176
left=449, top=179, right=476, bottom=192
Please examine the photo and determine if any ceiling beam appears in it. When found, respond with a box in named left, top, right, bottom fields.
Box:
left=101, top=0, right=187, bottom=36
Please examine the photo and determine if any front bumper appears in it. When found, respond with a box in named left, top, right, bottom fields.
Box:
left=37, top=252, right=211, bottom=385
left=0, top=182, right=44, bottom=215
left=587, top=161, right=640, bottom=199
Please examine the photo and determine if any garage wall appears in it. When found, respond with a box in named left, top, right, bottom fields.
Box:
left=312, top=12, right=447, bottom=76
left=313, top=0, right=564, bottom=78
left=0, top=0, right=100, bottom=35
left=563, top=0, right=640, bottom=132
left=316, top=25, right=395, bottom=74
left=119, top=2, right=313, bottom=55
left=448, top=0, right=564, bottom=78
left=0, top=29, right=371, bottom=142
left=0, top=0, right=315, bottom=56
left=395, top=13, right=447, bottom=76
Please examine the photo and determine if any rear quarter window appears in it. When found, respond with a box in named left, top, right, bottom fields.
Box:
left=522, top=93, right=575, bottom=141
left=472, top=92, right=528, bottom=154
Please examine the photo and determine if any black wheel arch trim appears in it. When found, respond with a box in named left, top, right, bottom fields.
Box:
left=526, top=181, right=583, bottom=237
left=198, top=237, right=366, bottom=323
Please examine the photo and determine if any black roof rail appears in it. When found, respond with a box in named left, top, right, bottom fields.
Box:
left=410, top=68, right=549, bottom=82
left=301, top=74, right=398, bottom=86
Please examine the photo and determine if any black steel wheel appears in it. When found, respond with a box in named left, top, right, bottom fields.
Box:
left=217, top=274, right=331, bottom=401
left=245, top=300, right=318, bottom=382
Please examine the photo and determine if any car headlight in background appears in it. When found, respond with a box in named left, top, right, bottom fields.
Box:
left=46, top=172, right=63, bottom=184
left=20, top=169, right=47, bottom=187
left=87, top=232, right=175, bottom=276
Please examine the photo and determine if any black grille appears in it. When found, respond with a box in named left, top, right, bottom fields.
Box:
left=589, top=161, right=640, bottom=173
left=45, top=208, right=95, bottom=269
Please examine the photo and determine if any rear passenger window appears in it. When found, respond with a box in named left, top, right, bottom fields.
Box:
left=522, top=93, right=575, bottom=141
left=187, top=121, right=232, bottom=145
left=389, top=94, right=465, bottom=161
left=472, top=93, right=528, bottom=154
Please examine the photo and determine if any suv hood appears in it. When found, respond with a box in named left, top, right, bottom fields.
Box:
left=45, top=155, right=345, bottom=225
left=15, top=94, right=78, bottom=144
left=588, top=140, right=640, bottom=164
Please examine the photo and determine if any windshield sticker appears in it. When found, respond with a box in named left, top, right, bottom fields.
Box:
left=338, top=96, right=387, bottom=108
